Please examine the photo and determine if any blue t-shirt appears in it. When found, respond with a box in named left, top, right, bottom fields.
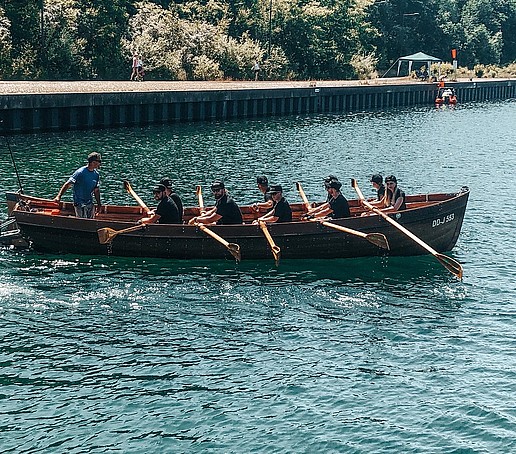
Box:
left=68, top=166, right=100, bottom=206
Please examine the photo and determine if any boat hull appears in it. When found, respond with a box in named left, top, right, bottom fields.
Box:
left=11, top=189, right=469, bottom=260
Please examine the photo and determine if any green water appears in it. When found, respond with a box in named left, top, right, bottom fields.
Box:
left=1, top=101, right=515, bottom=452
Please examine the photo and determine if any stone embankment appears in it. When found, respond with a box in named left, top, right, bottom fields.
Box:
left=0, top=78, right=514, bottom=133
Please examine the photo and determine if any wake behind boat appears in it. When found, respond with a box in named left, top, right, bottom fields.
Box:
left=5, top=187, right=469, bottom=267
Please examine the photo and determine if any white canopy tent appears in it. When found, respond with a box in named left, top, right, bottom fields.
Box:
left=396, top=51, right=442, bottom=76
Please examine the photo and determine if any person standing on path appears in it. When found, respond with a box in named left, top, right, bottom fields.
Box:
left=130, top=53, right=138, bottom=81
left=54, top=152, right=102, bottom=218
left=252, top=61, right=261, bottom=81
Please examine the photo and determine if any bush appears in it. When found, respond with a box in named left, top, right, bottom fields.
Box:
left=191, top=55, right=223, bottom=80
left=350, top=52, right=378, bottom=80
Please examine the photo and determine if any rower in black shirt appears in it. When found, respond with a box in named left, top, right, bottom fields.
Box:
left=160, top=178, right=184, bottom=222
left=370, top=174, right=385, bottom=201
left=191, top=180, right=243, bottom=225
left=256, top=184, right=292, bottom=224
left=304, top=179, right=350, bottom=219
left=384, top=175, right=406, bottom=211
left=252, top=175, right=273, bottom=212
left=137, top=184, right=181, bottom=225
left=323, top=174, right=339, bottom=202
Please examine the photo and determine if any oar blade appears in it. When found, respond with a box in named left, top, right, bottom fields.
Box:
left=272, top=245, right=281, bottom=266
left=97, top=227, right=116, bottom=244
left=365, top=233, right=390, bottom=250
left=228, top=243, right=241, bottom=262
left=436, top=253, right=463, bottom=280
left=123, top=180, right=131, bottom=192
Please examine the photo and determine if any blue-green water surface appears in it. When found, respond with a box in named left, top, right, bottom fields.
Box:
left=1, top=100, right=515, bottom=452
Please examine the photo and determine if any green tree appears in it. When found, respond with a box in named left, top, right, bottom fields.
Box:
left=0, top=8, right=13, bottom=78
left=74, top=0, right=129, bottom=79
left=3, top=0, right=41, bottom=78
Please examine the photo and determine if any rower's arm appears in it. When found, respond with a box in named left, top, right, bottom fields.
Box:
left=54, top=181, right=72, bottom=201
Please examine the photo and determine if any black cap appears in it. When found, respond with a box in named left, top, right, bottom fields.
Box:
left=328, top=180, right=342, bottom=190
left=256, top=176, right=268, bottom=185
left=211, top=180, right=225, bottom=191
left=370, top=174, right=383, bottom=185
left=270, top=184, right=283, bottom=193
left=153, top=184, right=166, bottom=193
left=160, top=178, right=172, bottom=189
left=324, top=174, right=338, bottom=183
left=385, top=175, right=397, bottom=184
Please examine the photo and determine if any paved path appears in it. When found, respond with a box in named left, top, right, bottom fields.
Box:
left=0, top=78, right=440, bottom=95
left=0, top=77, right=509, bottom=95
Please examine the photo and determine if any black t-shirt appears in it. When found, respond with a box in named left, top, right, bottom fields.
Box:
left=392, top=187, right=406, bottom=210
left=170, top=192, right=183, bottom=221
left=272, top=197, right=292, bottom=223
left=329, top=193, right=350, bottom=219
left=263, top=189, right=272, bottom=202
left=156, top=196, right=180, bottom=224
left=215, top=194, right=243, bottom=225
left=377, top=184, right=386, bottom=201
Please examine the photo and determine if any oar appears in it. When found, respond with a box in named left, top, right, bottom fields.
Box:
left=193, top=184, right=241, bottom=262
left=123, top=180, right=150, bottom=213
left=196, top=185, right=205, bottom=214
left=295, top=181, right=311, bottom=211
left=259, top=220, right=281, bottom=265
left=194, top=222, right=241, bottom=262
left=295, top=182, right=389, bottom=250
left=97, top=224, right=145, bottom=244
left=351, top=178, right=463, bottom=279
left=318, top=219, right=389, bottom=250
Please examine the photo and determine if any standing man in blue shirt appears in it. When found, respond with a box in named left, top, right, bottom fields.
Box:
left=54, top=152, right=102, bottom=218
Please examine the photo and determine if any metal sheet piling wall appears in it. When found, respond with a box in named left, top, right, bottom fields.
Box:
left=1, top=80, right=514, bottom=134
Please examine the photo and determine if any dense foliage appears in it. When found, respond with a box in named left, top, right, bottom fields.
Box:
left=0, top=0, right=515, bottom=80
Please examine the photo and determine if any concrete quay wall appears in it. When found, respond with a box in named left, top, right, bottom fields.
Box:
left=0, top=79, right=514, bottom=134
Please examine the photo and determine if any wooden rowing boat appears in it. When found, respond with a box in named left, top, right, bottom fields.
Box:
left=6, top=187, right=469, bottom=261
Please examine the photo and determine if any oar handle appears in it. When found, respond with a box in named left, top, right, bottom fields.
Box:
left=124, top=180, right=150, bottom=212
left=196, top=185, right=205, bottom=214
left=295, top=182, right=311, bottom=210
